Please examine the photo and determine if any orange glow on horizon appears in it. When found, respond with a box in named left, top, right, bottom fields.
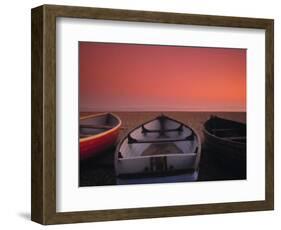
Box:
left=79, top=42, right=246, bottom=112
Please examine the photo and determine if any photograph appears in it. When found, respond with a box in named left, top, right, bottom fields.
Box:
left=30, top=4, right=273, bottom=224
left=79, top=42, right=247, bottom=186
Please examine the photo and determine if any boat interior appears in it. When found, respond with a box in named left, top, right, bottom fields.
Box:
left=205, top=116, right=246, bottom=143
left=119, top=115, right=199, bottom=159
left=80, top=113, right=119, bottom=138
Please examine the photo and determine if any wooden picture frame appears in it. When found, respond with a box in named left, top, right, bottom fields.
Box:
left=31, top=4, right=274, bottom=225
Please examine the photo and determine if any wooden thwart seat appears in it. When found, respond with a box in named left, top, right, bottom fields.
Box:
left=80, top=124, right=114, bottom=129
left=141, top=124, right=183, bottom=133
left=222, top=136, right=246, bottom=141
left=128, top=133, right=194, bottom=144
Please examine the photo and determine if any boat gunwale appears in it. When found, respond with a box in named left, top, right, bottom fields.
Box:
left=79, top=112, right=122, bottom=143
left=203, top=116, right=246, bottom=147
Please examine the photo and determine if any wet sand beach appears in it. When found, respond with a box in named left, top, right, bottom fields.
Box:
left=79, top=112, right=246, bottom=186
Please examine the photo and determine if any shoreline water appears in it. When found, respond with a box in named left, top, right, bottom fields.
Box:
left=80, top=111, right=246, bottom=141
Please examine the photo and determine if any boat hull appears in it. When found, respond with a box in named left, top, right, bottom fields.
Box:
left=115, top=115, right=201, bottom=184
left=80, top=128, right=120, bottom=160
left=80, top=113, right=121, bottom=160
left=203, top=116, right=246, bottom=177
left=117, top=170, right=199, bottom=185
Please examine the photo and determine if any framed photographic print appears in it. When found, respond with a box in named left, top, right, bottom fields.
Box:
left=31, top=4, right=274, bottom=224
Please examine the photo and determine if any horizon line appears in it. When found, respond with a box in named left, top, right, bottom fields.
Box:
left=80, top=110, right=246, bottom=113
left=80, top=107, right=246, bottom=111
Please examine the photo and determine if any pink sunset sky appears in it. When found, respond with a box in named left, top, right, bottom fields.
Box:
left=79, top=42, right=246, bottom=112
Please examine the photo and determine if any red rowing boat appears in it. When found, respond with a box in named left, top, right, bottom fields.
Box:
left=80, top=113, right=122, bottom=160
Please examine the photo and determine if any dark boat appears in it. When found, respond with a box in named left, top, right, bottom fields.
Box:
left=80, top=113, right=122, bottom=160
left=115, top=114, right=201, bottom=184
left=203, top=116, right=246, bottom=177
